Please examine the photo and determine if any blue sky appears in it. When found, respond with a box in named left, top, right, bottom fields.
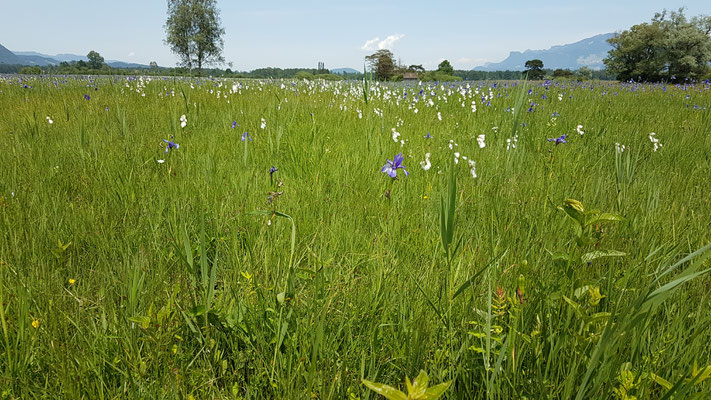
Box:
left=2, top=1, right=710, bottom=70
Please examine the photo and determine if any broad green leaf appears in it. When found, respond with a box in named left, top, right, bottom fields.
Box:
left=584, top=212, right=625, bottom=227
left=421, top=381, right=452, bottom=399
left=581, top=250, right=626, bottom=264
left=410, top=370, right=429, bottom=396
left=362, top=380, right=408, bottom=400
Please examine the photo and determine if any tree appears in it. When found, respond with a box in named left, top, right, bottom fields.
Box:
left=437, top=60, right=454, bottom=75
left=365, top=49, right=395, bottom=81
left=165, top=0, right=225, bottom=75
left=87, top=51, right=105, bottom=69
left=552, top=68, right=574, bottom=79
left=408, top=64, right=425, bottom=72
left=149, top=61, right=159, bottom=69
left=604, top=9, right=711, bottom=82
left=524, top=59, right=545, bottom=80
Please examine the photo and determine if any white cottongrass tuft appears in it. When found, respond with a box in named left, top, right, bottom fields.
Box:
left=477, top=134, right=486, bottom=148
left=576, top=125, right=584, bottom=135
left=260, top=118, right=266, bottom=129
left=468, top=160, right=477, bottom=178
left=649, top=132, right=662, bottom=152
left=46, top=116, right=53, bottom=124
left=420, top=153, right=431, bottom=170
left=391, top=128, right=400, bottom=142
left=180, top=114, right=187, bottom=128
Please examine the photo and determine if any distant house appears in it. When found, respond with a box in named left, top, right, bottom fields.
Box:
left=403, top=72, right=419, bottom=81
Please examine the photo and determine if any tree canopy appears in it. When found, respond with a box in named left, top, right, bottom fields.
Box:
left=524, top=59, right=545, bottom=80
left=365, top=49, right=395, bottom=81
left=604, top=9, right=711, bottom=82
left=437, top=60, right=454, bottom=75
left=87, top=51, right=105, bottom=69
left=165, top=0, right=225, bottom=74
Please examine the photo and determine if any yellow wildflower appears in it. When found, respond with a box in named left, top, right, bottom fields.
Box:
left=69, top=278, right=76, bottom=285
left=32, top=319, right=40, bottom=329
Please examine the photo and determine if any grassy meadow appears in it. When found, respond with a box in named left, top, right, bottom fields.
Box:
left=1, top=75, right=711, bottom=399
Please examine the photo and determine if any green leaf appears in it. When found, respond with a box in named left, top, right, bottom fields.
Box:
left=188, top=305, right=206, bottom=317
left=650, top=373, right=673, bottom=390
left=128, top=316, right=151, bottom=329
left=581, top=250, right=627, bottom=264
left=362, top=380, right=408, bottom=400
left=584, top=212, right=625, bottom=227
left=421, top=381, right=452, bottom=400
left=562, top=199, right=585, bottom=226
left=410, top=370, right=429, bottom=396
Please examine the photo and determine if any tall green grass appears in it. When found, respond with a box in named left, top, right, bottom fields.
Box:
left=0, top=75, right=710, bottom=398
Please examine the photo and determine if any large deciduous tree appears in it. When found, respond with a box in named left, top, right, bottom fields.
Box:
left=524, top=59, right=545, bottom=80
left=437, top=60, right=454, bottom=75
left=604, top=9, right=711, bottom=82
left=365, top=49, right=395, bottom=81
left=87, top=51, right=105, bottom=69
left=164, top=0, right=225, bottom=75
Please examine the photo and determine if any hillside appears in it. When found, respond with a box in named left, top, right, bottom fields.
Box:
left=474, top=33, right=615, bottom=71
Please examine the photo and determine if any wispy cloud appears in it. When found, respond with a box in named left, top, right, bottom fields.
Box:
left=360, top=34, right=405, bottom=51
left=128, top=51, right=136, bottom=57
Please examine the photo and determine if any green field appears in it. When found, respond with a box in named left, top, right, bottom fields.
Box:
left=1, top=75, right=710, bottom=399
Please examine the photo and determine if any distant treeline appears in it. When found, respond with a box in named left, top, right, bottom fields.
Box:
left=1, top=61, right=616, bottom=81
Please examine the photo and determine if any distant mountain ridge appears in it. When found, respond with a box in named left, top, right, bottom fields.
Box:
left=0, top=44, right=151, bottom=68
left=474, top=33, right=615, bottom=71
left=331, top=68, right=360, bottom=74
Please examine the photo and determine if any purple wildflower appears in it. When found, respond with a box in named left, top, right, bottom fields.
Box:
left=547, top=134, right=567, bottom=145
left=163, top=139, right=180, bottom=153
left=269, top=166, right=278, bottom=176
left=424, top=132, right=431, bottom=139
left=84, top=94, right=90, bottom=101
left=231, top=120, right=239, bottom=129
left=381, top=153, right=409, bottom=179
left=241, top=132, right=252, bottom=141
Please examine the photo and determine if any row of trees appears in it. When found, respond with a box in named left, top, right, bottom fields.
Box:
left=605, top=9, right=711, bottom=82
left=364, top=49, right=461, bottom=81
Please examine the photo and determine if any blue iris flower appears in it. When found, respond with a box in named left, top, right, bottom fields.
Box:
left=163, top=139, right=180, bottom=153
left=381, top=153, right=408, bottom=179
left=547, top=134, right=567, bottom=145
left=269, top=166, right=278, bottom=176
left=241, top=132, right=252, bottom=141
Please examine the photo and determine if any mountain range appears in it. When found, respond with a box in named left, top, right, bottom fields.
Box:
left=0, top=44, right=151, bottom=68
left=473, top=33, right=614, bottom=71
left=1, top=33, right=617, bottom=72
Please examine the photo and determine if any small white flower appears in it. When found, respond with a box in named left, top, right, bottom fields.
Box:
left=437, top=112, right=442, bottom=121
left=454, top=152, right=460, bottom=164
left=260, top=118, right=266, bottom=129
left=180, top=114, right=187, bottom=128
left=391, top=128, right=400, bottom=142
left=576, top=125, right=584, bottom=135
left=468, top=160, right=477, bottom=178
left=157, top=159, right=165, bottom=164
left=471, top=101, right=477, bottom=112
left=477, top=134, right=486, bottom=148
left=649, top=132, right=662, bottom=152
left=46, top=116, right=53, bottom=124
left=420, top=153, right=431, bottom=171
left=558, top=93, right=563, bottom=101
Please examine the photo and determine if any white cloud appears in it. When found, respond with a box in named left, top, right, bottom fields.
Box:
left=128, top=51, right=136, bottom=57
left=360, top=34, right=405, bottom=51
